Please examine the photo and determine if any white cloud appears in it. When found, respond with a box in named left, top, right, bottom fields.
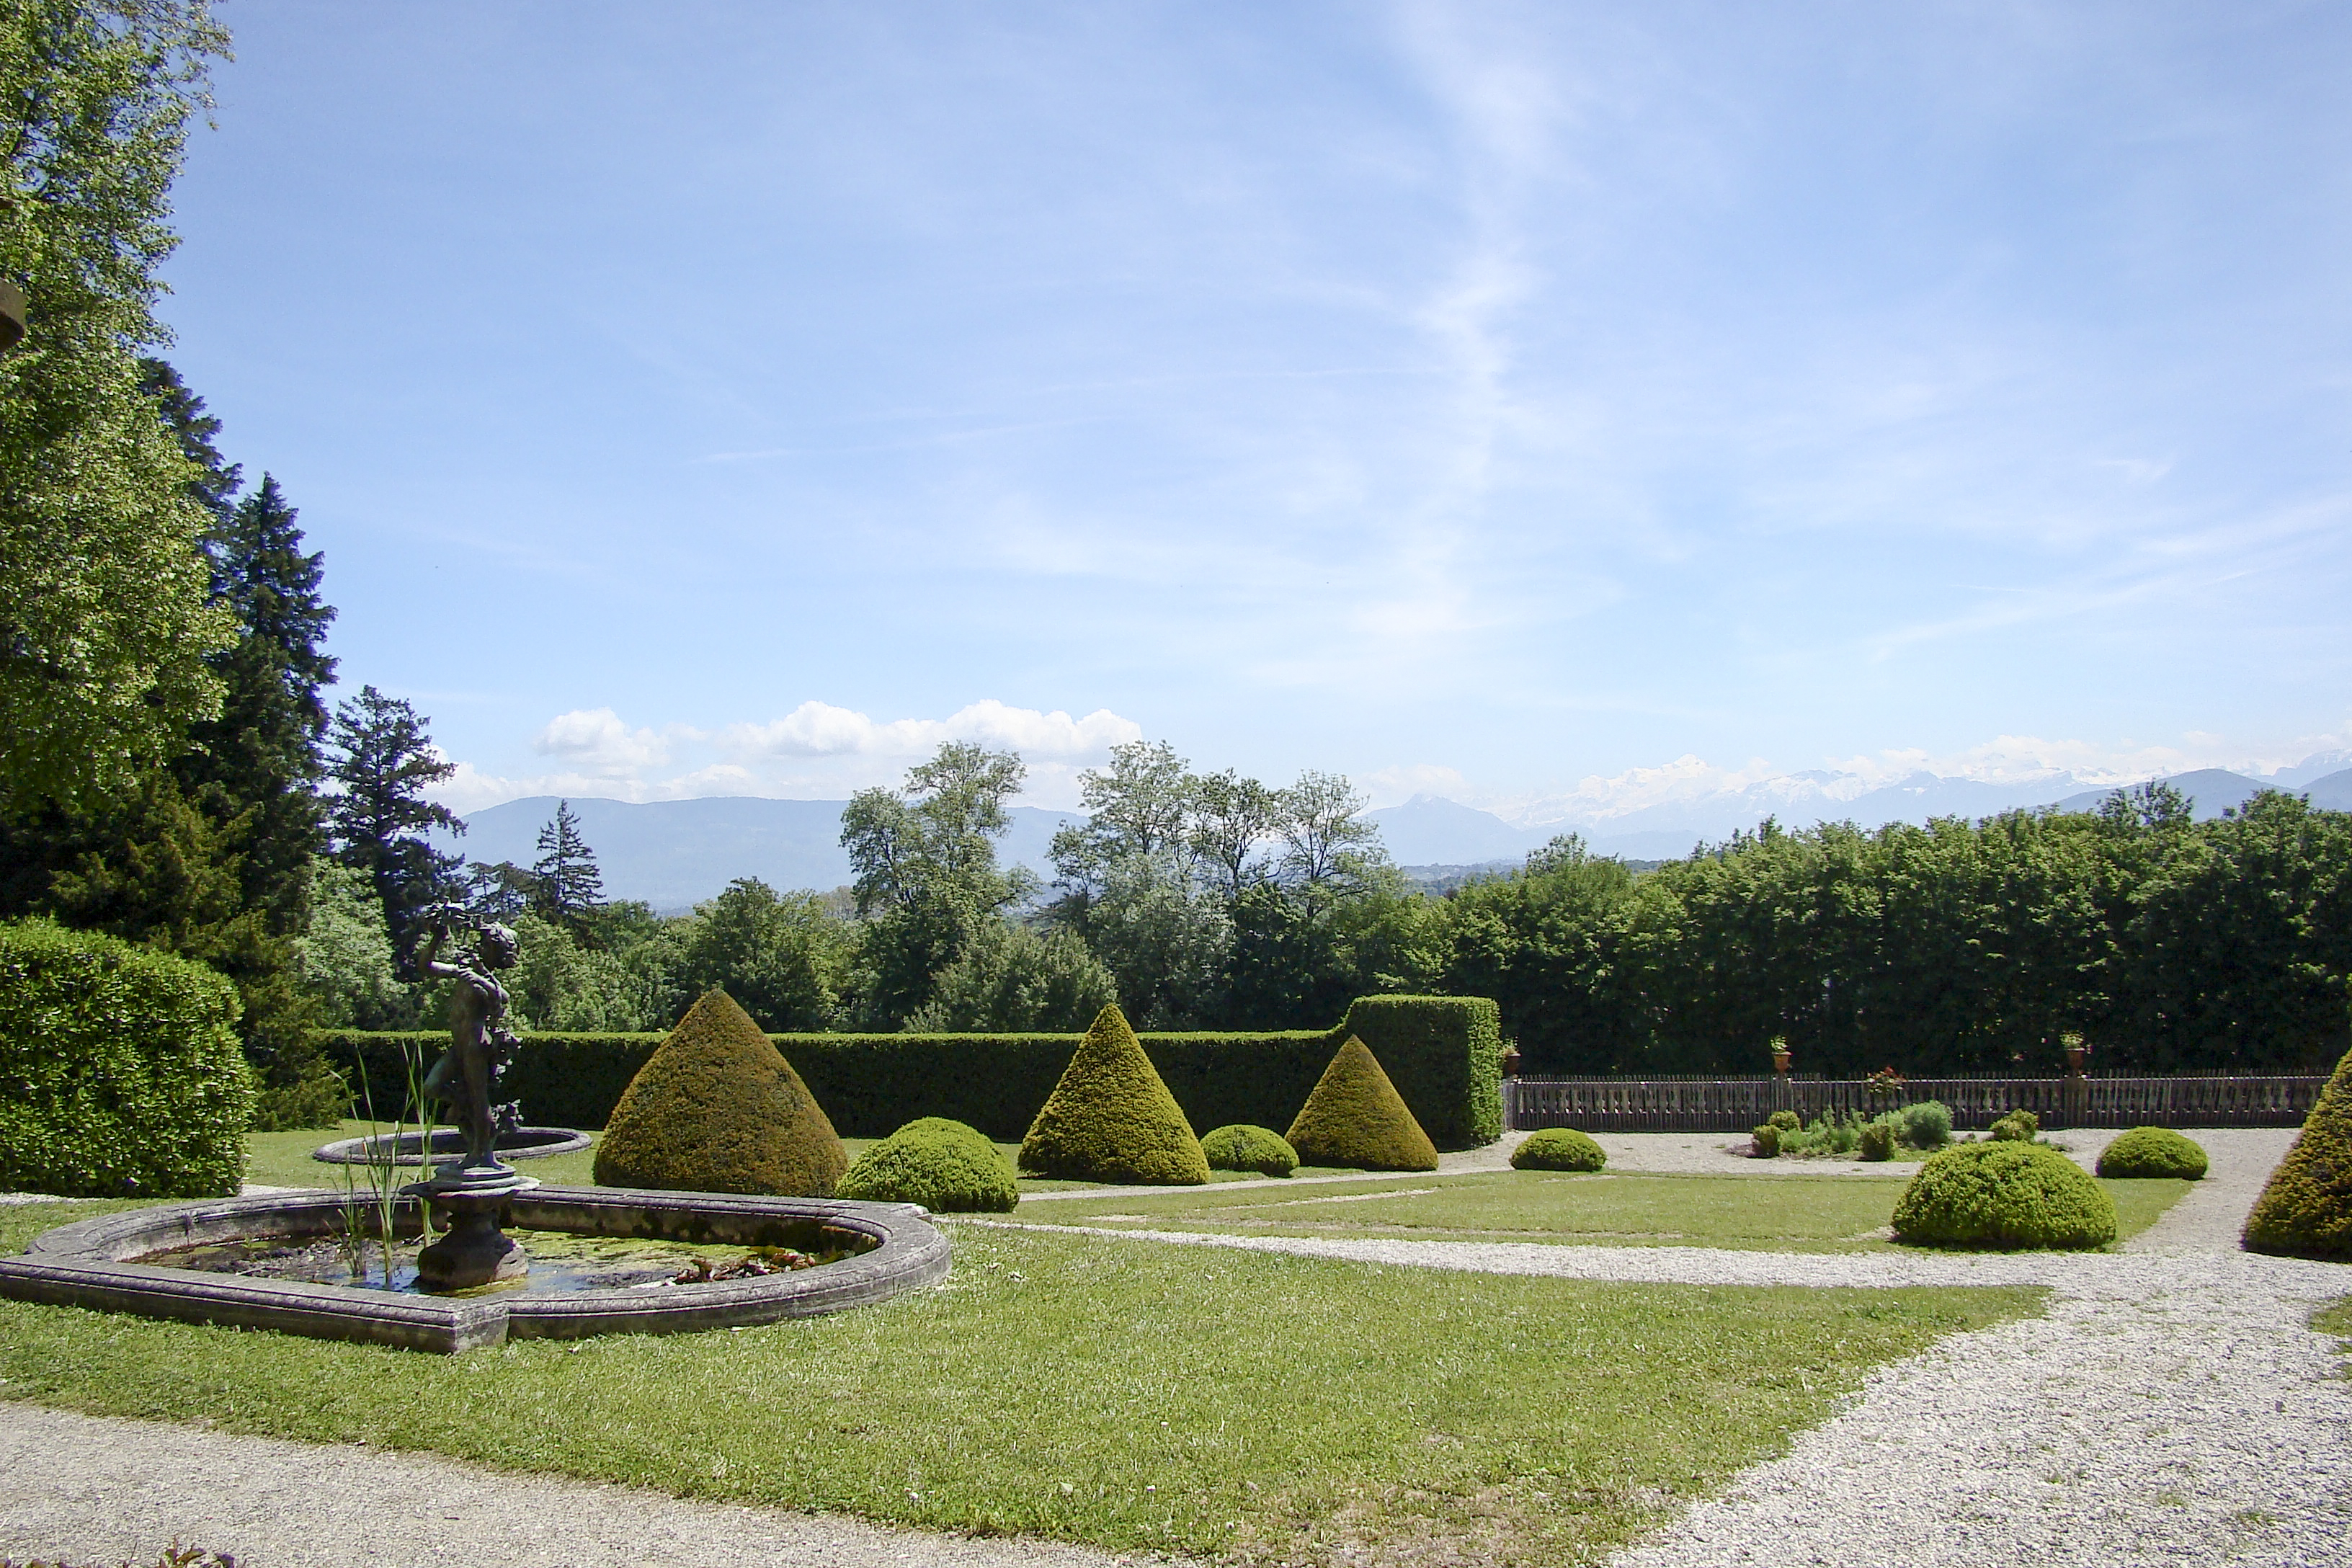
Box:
left=430, top=700, right=1144, bottom=814
left=531, top=708, right=677, bottom=775
left=722, top=700, right=1141, bottom=761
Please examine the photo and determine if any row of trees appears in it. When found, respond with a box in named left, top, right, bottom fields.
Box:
left=308, top=737, right=2352, bottom=1081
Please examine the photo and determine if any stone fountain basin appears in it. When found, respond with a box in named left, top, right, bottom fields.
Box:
left=0, top=1186, right=949, bottom=1354
left=312, top=1126, right=592, bottom=1165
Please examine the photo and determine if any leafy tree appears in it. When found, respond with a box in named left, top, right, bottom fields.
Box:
left=30, top=767, right=334, bottom=1123
left=676, top=877, right=845, bottom=1031
left=1185, top=768, right=1281, bottom=900
left=1046, top=740, right=1229, bottom=1026
left=530, top=798, right=603, bottom=932
left=294, top=857, right=405, bottom=1029
left=1273, top=770, right=1384, bottom=905
left=324, top=685, right=461, bottom=969
left=841, top=741, right=1034, bottom=1027
left=905, top=917, right=1118, bottom=1032
left=0, top=0, right=237, bottom=811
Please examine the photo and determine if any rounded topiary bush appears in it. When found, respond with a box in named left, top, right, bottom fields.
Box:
left=0, top=919, right=255, bottom=1198
left=1988, top=1109, right=2039, bottom=1142
left=1897, top=1100, right=1953, bottom=1149
left=593, top=989, right=847, bottom=1195
left=1768, top=1110, right=1802, bottom=1133
left=837, top=1118, right=1019, bottom=1211
left=1512, top=1127, right=1606, bottom=1172
left=1750, top=1123, right=1781, bottom=1158
left=1200, top=1123, right=1298, bottom=1177
left=2096, top=1126, right=2209, bottom=1180
left=1891, top=1141, right=2117, bottom=1250
left=1858, top=1121, right=1895, bottom=1162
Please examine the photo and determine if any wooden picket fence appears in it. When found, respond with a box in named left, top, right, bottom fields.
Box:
left=1503, top=1074, right=2326, bottom=1133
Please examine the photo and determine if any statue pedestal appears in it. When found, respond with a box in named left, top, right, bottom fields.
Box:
left=405, top=1162, right=539, bottom=1292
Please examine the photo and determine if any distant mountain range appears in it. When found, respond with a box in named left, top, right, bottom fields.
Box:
left=443, top=760, right=2352, bottom=911
left=432, top=796, right=1080, bottom=913
left=1368, top=760, right=2352, bottom=872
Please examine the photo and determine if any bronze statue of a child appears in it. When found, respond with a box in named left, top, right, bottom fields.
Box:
left=415, top=906, right=522, bottom=1174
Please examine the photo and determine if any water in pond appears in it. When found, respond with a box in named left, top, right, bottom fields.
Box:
left=136, top=1226, right=873, bottom=1298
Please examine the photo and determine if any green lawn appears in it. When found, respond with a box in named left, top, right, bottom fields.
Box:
left=242, top=1122, right=1359, bottom=1196
left=1033, top=1169, right=2194, bottom=1252
left=0, top=1199, right=2040, bottom=1567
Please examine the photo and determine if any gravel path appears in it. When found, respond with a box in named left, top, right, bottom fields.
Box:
left=0, top=1403, right=1154, bottom=1568
left=4, top=1130, right=2343, bottom=1567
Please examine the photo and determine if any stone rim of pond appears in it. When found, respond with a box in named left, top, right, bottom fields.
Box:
left=311, top=1126, right=593, bottom=1165
left=0, top=1185, right=949, bottom=1355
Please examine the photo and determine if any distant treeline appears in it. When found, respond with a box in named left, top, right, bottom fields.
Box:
left=360, top=757, right=2351, bottom=1083
left=1447, top=785, right=2350, bottom=1077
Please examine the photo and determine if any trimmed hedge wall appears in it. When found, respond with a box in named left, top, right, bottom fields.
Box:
left=318, top=993, right=1505, bottom=1149
left=0, top=919, right=254, bottom=1198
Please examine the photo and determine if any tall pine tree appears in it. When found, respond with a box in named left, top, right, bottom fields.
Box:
left=531, top=800, right=604, bottom=932
left=177, top=473, right=338, bottom=930
left=325, top=685, right=463, bottom=971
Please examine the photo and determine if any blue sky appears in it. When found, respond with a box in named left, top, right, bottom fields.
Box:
left=159, top=1, right=2352, bottom=819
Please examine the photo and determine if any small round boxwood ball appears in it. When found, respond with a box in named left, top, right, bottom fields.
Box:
left=1892, top=1141, right=2116, bottom=1250
left=1200, top=1123, right=1298, bottom=1177
left=1512, top=1127, right=1607, bottom=1172
left=837, top=1118, right=1019, bottom=1212
left=2096, top=1126, right=2208, bottom=1180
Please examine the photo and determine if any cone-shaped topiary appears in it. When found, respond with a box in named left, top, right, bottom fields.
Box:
left=1512, top=1128, right=1606, bottom=1172
left=2243, top=1042, right=2352, bottom=1259
left=1891, top=1141, right=2116, bottom=1250
left=592, top=989, right=847, bottom=1195
left=1019, top=1004, right=1211, bottom=1185
left=2096, top=1126, right=2209, bottom=1180
left=1285, top=1035, right=1440, bottom=1172
left=1201, top=1123, right=1298, bottom=1177
left=837, top=1117, right=1019, bottom=1211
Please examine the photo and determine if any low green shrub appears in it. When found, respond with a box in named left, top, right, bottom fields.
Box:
left=1897, top=1100, right=1953, bottom=1149
left=1767, top=1110, right=1802, bottom=1133
left=1200, top=1123, right=1298, bottom=1177
left=1858, top=1122, right=1894, bottom=1162
left=1891, top=1141, right=2117, bottom=1250
left=837, top=1118, right=1020, bottom=1211
left=1778, top=1110, right=1865, bottom=1157
left=1512, top=1128, right=1606, bottom=1172
left=2095, top=1126, right=2208, bottom=1180
left=1988, top=1109, right=2039, bottom=1141
left=1750, top=1123, right=1780, bottom=1158
left=0, top=919, right=254, bottom=1198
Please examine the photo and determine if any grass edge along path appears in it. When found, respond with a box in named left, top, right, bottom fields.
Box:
left=0, top=1209, right=2041, bottom=1567
left=1030, top=1170, right=2193, bottom=1253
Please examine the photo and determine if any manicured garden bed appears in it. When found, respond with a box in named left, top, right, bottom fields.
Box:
left=1037, top=1170, right=2194, bottom=1252
left=0, top=1200, right=2039, bottom=1566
